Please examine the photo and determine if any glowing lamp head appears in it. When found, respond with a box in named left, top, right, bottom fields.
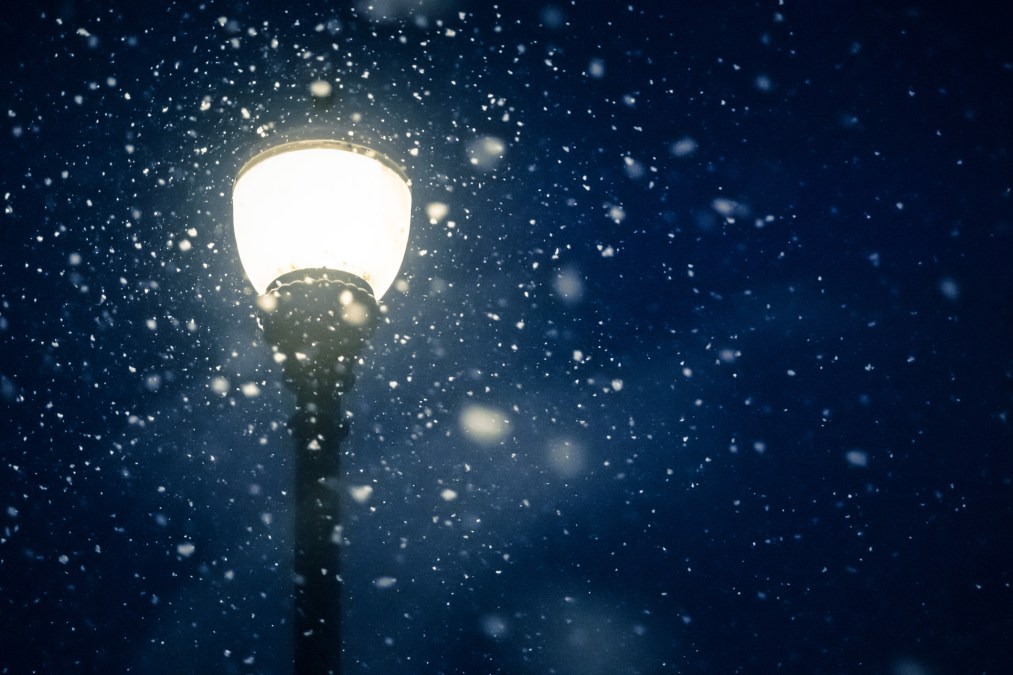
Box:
left=232, top=140, right=411, bottom=299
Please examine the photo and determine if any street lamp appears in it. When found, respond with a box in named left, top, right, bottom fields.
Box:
left=232, top=139, right=412, bottom=674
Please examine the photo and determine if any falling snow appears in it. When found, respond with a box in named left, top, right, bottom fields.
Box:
left=1, top=3, right=1010, bottom=674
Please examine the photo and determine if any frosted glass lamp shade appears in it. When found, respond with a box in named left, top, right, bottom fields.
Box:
left=232, top=140, right=411, bottom=298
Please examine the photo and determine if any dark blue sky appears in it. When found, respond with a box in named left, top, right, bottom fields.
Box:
left=2, top=2, right=1012, bottom=673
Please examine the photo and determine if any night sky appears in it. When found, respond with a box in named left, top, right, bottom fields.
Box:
left=2, top=1, right=1012, bottom=673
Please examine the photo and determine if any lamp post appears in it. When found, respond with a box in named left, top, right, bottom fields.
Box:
left=231, top=140, right=412, bottom=674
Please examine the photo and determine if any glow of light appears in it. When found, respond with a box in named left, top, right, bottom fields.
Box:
left=232, top=140, right=411, bottom=298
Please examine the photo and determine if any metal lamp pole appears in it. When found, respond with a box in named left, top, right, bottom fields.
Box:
left=260, top=270, right=379, bottom=675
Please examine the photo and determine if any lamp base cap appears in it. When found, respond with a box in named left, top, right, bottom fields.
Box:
left=260, top=268, right=378, bottom=399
